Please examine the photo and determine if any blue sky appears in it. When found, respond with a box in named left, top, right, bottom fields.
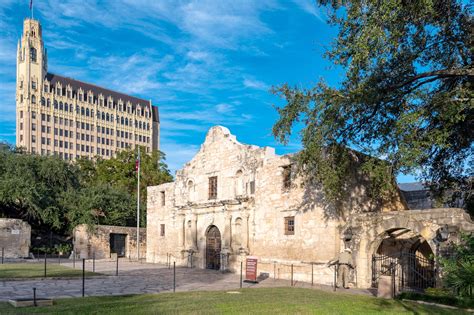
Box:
left=0, top=0, right=416, bottom=182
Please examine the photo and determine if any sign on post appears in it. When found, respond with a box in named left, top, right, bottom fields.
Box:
left=244, top=256, right=258, bottom=283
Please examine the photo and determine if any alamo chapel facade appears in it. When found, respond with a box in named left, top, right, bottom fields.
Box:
left=147, top=126, right=474, bottom=289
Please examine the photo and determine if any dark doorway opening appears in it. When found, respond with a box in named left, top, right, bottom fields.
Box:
left=206, top=225, right=221, bottom=270
left=110, top=233, right=127, bottom=257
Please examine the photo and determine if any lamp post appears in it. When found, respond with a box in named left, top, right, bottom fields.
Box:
left=343, top=227, right=353, bottom=243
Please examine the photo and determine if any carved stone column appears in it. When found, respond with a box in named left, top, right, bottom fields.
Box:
left=243, top=213, right=250, bottom=252
left=191, top=214, right=198, bottom=250
left=224, top=213, right=232, bottom=250
left=177, top=214, right=185, bottom=250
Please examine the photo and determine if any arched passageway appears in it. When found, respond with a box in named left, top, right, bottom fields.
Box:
left=372, top=228, right=435, bottom=291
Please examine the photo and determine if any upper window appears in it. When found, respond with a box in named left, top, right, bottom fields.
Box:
left=284, top=216, right=295, bottom=235
left=282, top=165, right=292, bottom=189
left=160, top=224, right=165, bottom=237
left=208, top=176, right=217, bottom=200
left=161, top=191, right=166, bottom=206
left=30, top=47, right=37, bottom=62
left=31, top=81, right=37, bottom=90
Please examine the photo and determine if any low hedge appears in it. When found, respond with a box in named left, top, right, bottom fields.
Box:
left=397, top=291, right=474, bottom=309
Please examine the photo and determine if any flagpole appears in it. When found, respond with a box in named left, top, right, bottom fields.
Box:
left=136, top=147, right=140, bottom=261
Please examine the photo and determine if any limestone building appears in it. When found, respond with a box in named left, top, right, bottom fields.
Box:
left=16, top=19, right=159, bottom=160
left=147, top=126, right=474, bottom=290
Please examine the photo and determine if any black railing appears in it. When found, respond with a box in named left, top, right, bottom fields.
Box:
left=372, top=252, right=435, bottom=292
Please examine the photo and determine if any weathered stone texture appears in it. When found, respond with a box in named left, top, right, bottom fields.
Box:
left=146, top=126, right=474, bottom=289
left=0, top=219, right=31, bottom=258
left=74, top=224, right=146, bottom=260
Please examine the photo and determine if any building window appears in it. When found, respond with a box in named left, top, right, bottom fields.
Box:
left=249, top=180, right=255, bottom=194
left=284, top=216, right=295, bottom=235
left=208, top=176, right=217, bottom=200
left=32, top=123, right=36, bottom=131
left=282, top=165, right=292, bottom=189
left=30, top=47, right=37, bottom=62
left=160, top=224, right=165, bottom=237
left=32, top=81, right=37, bottom=90
left=161, top=191, right=166, bottom=206
left=31, top=135, right=36, bottom=143
left=31, top=95, right=36, bottom=104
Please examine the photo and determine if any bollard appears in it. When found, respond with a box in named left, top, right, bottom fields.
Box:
left=311, top=263, right=314, bottom=286
left=44, top=253, right=47, bottom=278
left=173, top=262, right=176, bottom=292
left=82, top=259, right=85, bottom=297
left=116, top=256, right=119, bottom=276
left=291, top=264, right=294, bottom=287
left=93, top=253, right=95, bottom=273
left=58, top=253, right=61, bottom=265
left=240, top=261, right=243, bottom=289
left=73, top=251, right=75, bottom=268
left=1, top=247, right=3, bottom=264
left=334, top=264, right=337, bottom=291
left=33, top=287, right=37, bottom=307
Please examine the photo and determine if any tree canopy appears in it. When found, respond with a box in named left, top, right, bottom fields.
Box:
left=0, top=145, right=173, bottom=233
left=272, top=0, right=473, bottom=210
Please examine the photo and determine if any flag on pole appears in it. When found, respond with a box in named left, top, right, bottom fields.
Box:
left=29, top=0, right=33, bottom=10
left=135, top=149, right=140, bottom=172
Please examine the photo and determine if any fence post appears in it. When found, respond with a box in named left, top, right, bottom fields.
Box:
left=82, top=258, right=85, bottom=297
left=391, top=262, right=395, bottom=298
left=1, top=247, right=3, bottom=264
left=33, top=287, right=37, bottom=307
left=291, top=264, right=294, bottom=287
left=37, top=249, right=39, bottom=262
left=240, top=261, right=243, bottom=289
left=173, top=261, right=176, bottom=292
left=58, top=252, right=61, bottom=265
left=333, top=264, right=337, bottom=291
left=273, top=262, right=276, bottom=280
left=73, top=251, right=75, bottom=268
left=116, top=256, right=119, bottom=276
left=311, top=263, right=314, bottom=286
left=44, top=253, right=47, bottom=278
left=93, top=252, right=95, bottom=273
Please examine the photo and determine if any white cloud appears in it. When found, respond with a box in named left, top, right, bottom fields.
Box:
left=243, top=78, right=269, bottom=90
left=292, top=0, right=325, bottom=22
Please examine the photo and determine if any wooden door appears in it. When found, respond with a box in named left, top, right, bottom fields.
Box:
left=206, top=226, right=221, bottom=270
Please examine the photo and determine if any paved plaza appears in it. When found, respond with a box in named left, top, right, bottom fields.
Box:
left=0, top=260, right=373, bottom=301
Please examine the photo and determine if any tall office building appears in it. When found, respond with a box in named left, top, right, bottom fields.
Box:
left=16, top=18, right=160, bottom=160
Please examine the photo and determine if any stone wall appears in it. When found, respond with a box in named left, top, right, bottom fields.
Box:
left=146, top=126, right=410, bottom=287
left=0, top=219, right=31, bottom=258
left=74, top=224, right=146, bottom=260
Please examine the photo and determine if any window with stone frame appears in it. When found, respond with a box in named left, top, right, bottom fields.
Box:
left=161, top=191, right=166, bottom=206
left=282, top=165, right=292, bottom=189
left=249, top=180, right=255, bottom=195
left=208, top=176, right=218, bottom=200
left=160, top=224, right=165, bottom=237
left=284, top=216, right=295, bottom=235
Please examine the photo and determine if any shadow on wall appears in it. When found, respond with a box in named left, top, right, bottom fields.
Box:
left=290, top=152, right=406, bottom=222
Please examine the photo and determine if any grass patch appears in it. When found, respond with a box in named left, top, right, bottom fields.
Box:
left=0, top=287, right=470, bottom=314
left=0, top=263, right=99, bottom=279
left=398, top=291, right=474, bottom=309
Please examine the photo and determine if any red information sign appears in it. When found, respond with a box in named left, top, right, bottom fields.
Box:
left=245, top=257, right=258, bottom=282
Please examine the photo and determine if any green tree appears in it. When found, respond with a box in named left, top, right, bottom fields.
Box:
left=272, top=1, right=473, bottom=209
left=77, top=147, right=173, bottom=227
left=441, top=233, right=474, bottom=297
left=0, top=149, right=80, bottom=230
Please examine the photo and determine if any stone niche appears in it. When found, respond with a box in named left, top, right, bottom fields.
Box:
left=0, top=219, right=31, bottom=258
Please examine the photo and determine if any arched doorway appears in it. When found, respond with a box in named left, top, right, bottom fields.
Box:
left=206, top=226, right=221, bottom=270
left=372, top=228, right=435, bottom=291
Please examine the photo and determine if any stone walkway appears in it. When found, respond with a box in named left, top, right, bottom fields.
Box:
left=0, top=260, right=374, bottom=301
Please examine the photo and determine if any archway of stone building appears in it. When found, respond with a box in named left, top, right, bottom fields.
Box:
left=206, top=225, right=221, bottom=270
left=372, top=228, right=435, bottom=291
